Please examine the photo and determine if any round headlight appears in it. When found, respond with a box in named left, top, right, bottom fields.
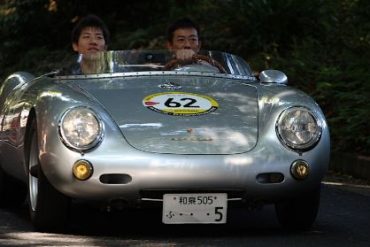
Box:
left=276, top=107, right=321, bottom=151
left=59, top=107, right=103, bottom=151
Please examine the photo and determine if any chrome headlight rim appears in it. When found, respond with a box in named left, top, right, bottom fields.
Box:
left=276, top=106, right=322, bottom=151
left=59, top=106, right=104, bottom=152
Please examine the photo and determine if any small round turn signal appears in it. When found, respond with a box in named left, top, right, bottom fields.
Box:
left=72, top=160, right=93, bottom=180
left=291, top=160, right=310, bottom=180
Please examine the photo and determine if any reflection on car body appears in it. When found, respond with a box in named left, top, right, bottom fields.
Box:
left=0, top=50, right=330, bottom=232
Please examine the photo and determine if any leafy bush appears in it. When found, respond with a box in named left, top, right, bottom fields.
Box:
left=1, top=0, right=369, bottom=155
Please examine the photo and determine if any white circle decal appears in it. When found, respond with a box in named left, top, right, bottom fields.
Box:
left=143, top=92, right=219, bottom=116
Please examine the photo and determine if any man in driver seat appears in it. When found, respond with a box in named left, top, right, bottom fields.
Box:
left=165, top=18, right=226, bottom=73
left=166, top=17, right=201, bottom=61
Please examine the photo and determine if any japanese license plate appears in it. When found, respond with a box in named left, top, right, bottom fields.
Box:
left=162, top=193, right=227, bottom=224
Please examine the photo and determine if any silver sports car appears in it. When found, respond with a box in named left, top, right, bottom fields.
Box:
left=0, top=50, right=330, bottom=232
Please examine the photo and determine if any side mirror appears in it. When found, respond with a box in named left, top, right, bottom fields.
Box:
left=259, top=70, right=288, bottom=85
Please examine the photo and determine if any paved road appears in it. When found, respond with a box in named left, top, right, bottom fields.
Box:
left=0, top=181, right=369, bottom=247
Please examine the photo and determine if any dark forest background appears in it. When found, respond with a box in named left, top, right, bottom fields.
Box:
left=0, top=0, right=369, bottom=156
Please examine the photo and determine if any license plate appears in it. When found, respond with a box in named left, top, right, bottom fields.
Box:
left=162, top=193, right=227, bottom=224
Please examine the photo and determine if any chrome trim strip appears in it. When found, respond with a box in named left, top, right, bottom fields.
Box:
left=56, top=71, right=257, bottom=81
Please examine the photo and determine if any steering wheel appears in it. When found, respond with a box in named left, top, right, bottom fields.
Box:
left=164, top=54, right=227, bottom=73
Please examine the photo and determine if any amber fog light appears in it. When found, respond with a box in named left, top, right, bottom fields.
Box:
left=291, top=160, right=310, bottom=180
left=73, top=160, right=93, bottom=180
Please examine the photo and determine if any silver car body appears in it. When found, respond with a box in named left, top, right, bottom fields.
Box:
left=0, top=50, right=330, bottom=229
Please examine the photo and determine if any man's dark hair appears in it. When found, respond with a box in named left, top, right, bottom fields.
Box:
left=166, top=17, right=200, bottom=42
left=71, top=14, right=110, bottom=44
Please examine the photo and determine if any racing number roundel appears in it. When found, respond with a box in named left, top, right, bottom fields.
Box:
left=143, top=92, right=219, bottom=116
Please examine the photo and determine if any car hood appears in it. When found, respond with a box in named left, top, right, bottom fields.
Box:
left=74, top=75, right=258, bottom=154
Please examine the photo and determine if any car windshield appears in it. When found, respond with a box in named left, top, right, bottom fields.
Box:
left=61, top=50, right=253, bottom=77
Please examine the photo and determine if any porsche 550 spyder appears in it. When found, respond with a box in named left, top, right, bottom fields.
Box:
left=0, top=50, right=330, bottom=232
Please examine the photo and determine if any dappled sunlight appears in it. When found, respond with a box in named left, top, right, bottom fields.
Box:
left=120, top=122, right=163, bottom=130
left=259, top=90, right=297, bottom=108
left=0, top=231, right=95, bottom=246
left=0, top=231, right=144, bottom=246
left=127, top=125, right=257, bottom=155
left=322, top=181, right=370, bottom=189
left=322, top=180, right=370, bottom=197
left=224, top=156, right=254, bottom=166
left=212, top=91, right=257, bottom=115
left=260, top=95, right=280, bottom=106
left=39, top=91, right=77, bottom=103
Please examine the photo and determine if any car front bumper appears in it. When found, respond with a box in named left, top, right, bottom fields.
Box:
left=40, top=139, right=330, bottom=204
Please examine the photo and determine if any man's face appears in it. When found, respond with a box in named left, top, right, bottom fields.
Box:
left=167, top=28, right=201, bottom=52
left=72, top=27, right=106, bottom=55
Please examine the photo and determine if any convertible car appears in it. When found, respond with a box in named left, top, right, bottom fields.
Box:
left=0, top=50, right=330, bottom=232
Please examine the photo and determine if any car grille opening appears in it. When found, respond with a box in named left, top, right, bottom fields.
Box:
left=256, top=173, right=284, bottom=184
left=99, top=174, right=132, bottom=184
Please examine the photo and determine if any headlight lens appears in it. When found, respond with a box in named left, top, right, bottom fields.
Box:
left=59, top=107, right=103, bottom=151
left=276, top=107, right=321, bottom=150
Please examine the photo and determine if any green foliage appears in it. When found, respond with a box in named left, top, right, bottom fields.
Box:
left=0, top=0, right=369, bottom=155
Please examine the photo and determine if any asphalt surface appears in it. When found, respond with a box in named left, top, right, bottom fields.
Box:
left=0, top=173, right=369, bottom=246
